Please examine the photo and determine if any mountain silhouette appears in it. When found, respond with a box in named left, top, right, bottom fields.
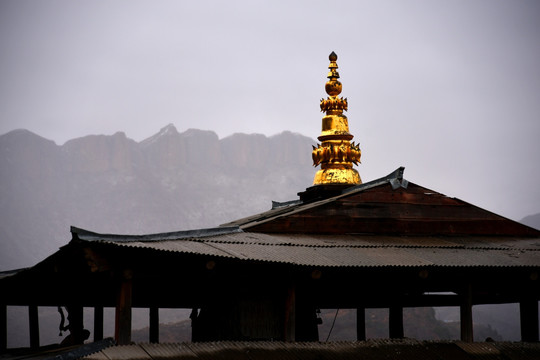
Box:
left=0, top=125, right=315, bottom=271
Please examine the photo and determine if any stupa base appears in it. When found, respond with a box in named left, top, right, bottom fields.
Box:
left=313, top=168, right=361, bottom=186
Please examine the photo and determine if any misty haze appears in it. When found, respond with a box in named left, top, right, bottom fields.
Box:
left=1, top=0, right=540, bottom=353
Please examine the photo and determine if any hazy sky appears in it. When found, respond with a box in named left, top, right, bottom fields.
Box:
left=1, top=0, right=539, bottom=221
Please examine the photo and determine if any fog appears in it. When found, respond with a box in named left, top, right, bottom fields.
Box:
left=1, top=0, right=539, bottom=220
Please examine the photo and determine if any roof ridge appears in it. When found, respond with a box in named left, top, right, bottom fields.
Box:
left=341, top=166, right=407, bottom=195
left=71, top=225, right=243, bottom=242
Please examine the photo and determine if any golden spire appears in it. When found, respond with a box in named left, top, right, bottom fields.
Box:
left=312, top=52, right=361, bottom=185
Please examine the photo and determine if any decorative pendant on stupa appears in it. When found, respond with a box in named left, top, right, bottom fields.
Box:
left=312, top=52, right=362, bottom=185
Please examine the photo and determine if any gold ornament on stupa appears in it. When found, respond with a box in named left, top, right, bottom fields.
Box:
left=312, top=52, right=362, bottom=185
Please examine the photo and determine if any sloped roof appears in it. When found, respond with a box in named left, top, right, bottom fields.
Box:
left=4, top=166, right=538, bottom=281
left=5, top=339, right=540, bottom=360
left=1, top=167, right=538, bottom=309
left=60, top=166, right=539, bottom=269
left=224, top=167, right=540, bottom=237
left=222, top=167, right=408, bottom=229
left=77, top=340, right=540, bottom=360
left=70, top=227, right=540, bottom=268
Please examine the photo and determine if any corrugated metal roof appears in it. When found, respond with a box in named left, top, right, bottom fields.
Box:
left=7, top=340, right=540, bottom=360
left=0, top=338, right=115, bottom=360
left=139, top=343, right=198, bottom=359
left=93, top=344, right=151, bottom=360
left=491, top=341, right=540, bottom=360
left=79, top=341, right=540, bottom=360
left=455, top=342, right=504, bottom=360
left=72, top=228, right=540, bottom=268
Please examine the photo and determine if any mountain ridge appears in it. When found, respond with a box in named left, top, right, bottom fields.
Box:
left=1, top=126, right=539, bottom=271
left=0, top=125, right=315, bottom=271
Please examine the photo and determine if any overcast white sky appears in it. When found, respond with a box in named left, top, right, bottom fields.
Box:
left=1, top=0, right=539, bottom=221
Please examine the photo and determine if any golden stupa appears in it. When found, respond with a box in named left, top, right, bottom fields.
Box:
left=312, top=52, right=361, bottom=185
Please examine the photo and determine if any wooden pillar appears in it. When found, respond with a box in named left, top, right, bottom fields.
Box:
left=29, top=305, right=39, bottom=349
left=115, top=270, right=133, bottom=345
left=520, top=298, right=539, bottom=342
left=94, top=306, right=104, bottom=341
left=356, top=306, right=366, bottom=341
left=295, top=306, right=319, bottom=341
left=69, top=306, right=84, bottom=338
left=149, top=307, right=159, bottom=343
left=460, top=284, right=473, bottom=342
left=284, top=284, right=296, bottom=341
left=389, top=306, right=404, bottom=339
left=0, top=304, right=6, bottom=352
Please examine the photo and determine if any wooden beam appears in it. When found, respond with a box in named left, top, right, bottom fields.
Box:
left=115, top=270, right=133, bottom=345
left=149, top=307, right=159, bottom=343
left=0, top=304, right=6, bottom=352
left=356, top=306, right=366, bottom=341
left=389, top=306, right=404, bottom=339
left=284, top=284, right=296, bottom=341
left=460, top=284, right=474, bottom=342
left=94, top=306, right=104, bottom=341
left=29, top=305, right=39, bottom=349
left=520, top=298, right=539, bottom=342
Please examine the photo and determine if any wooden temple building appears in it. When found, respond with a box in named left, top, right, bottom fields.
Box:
left=1, top=52, right=539, bottom=358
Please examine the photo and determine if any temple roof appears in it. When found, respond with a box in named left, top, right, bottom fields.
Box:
left=4, top=339, right=540, bottom=360
left=68, top=227, right=539, bottom=269
left=2, top=166, right=535, bottom=285
left=225, top=167, right=540, bottom=237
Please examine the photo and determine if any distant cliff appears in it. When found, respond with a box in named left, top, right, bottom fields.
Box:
left=0, top=125, right=315, bottom=271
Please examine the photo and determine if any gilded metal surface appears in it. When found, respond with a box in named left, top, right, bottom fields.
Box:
left=313, top=52, right=361, bottom=185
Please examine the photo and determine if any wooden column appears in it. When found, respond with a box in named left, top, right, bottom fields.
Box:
left=70, top=306, right=84, bottom=339
left=149, top=307, right=159, bottom=343
left=115, top=270, right=133, bottom=345
left=460, top=284, right=473, bottom=342
left=29, top=305, right=39, bottom=349
left=284, top=284, right=296, bottom=341
left=94, top=306, right=104, bottom=341
left=356, top=306, right=366, bottom=341
left=520, top=298, right=539, bottom=342
left=0, top=304, right=6, bottom=352
left=295, top=306, right=319, bottom=341
left=389, top=306, right=404, bottom=339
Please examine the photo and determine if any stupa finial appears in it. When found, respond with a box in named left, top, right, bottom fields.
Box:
left=312, top=52, right=361, bottom=185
